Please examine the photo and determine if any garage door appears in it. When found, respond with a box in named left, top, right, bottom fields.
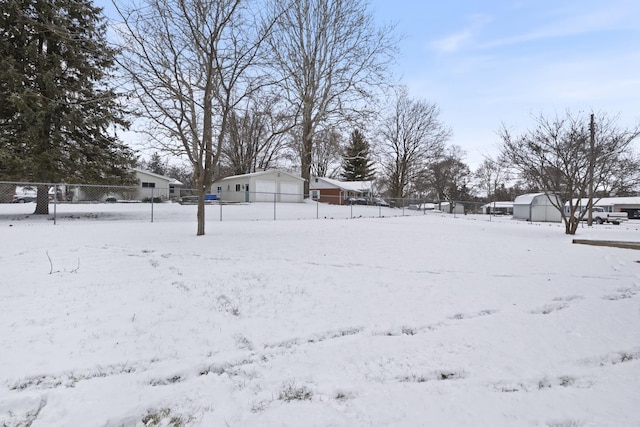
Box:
left=255, top=180, right=276, bottom=202
left=280, top=182, right=301, bottom=202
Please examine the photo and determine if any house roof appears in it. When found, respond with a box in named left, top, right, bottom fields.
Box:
left=481, top=201, right=514, bottom=209
left=569, top=196, right=640, bottom=206
left=310, top=176, right=373, bottom=193
left=215, top=169, right=305, bottom=182
left=134, top=168, right=184, bottom=186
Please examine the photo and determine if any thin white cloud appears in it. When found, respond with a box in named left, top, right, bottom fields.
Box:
left=481, top=3, right=638, bottom=49
left=431, top=30, right=474, bottom=53
left=430, top=2, right=639, bottom=53
left=429, top=14, right=492, bottom=54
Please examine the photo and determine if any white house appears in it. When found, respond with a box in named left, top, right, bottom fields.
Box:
left=308, top=176, right=373, bottom=205
left=61, top=169, right=183, bottom=202
left=134, top=169, right=184, bottom=201
left=566, top=196, right=640, bottom=219
left=513, top=193, right=562, bottom=222
left=212, top=170, right=305, bottom=203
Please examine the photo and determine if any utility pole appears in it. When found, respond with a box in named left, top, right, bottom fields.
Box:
left=587, top=113, right=595, bottom=226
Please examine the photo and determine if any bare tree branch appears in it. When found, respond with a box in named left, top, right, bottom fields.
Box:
left=499, top=110, right=640, bottom=234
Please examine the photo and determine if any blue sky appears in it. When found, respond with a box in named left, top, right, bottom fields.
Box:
left=97, top=0, right=640, bottom=169
left=369, top=0, right=640, bottom=167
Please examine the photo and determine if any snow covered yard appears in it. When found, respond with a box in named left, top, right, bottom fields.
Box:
left=1, top=204, right=639, bottom=426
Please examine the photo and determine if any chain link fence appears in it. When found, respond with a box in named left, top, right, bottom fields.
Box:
left=0, top=181, right=494, bottom=225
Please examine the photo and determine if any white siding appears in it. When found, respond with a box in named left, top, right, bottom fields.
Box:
left=513, top=193, right=562, bottom=222
left=212, top=170, right=305, bottom=203
left=280, top=182, right=301, bottom=202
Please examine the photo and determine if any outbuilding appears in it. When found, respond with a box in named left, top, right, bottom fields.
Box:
left=438, top=201, right=465, bottom=214
left=513, top=193, right=562, bottom=222
left=212, top=170, right=304, bottom=203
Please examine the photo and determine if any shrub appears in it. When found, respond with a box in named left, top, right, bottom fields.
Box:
left=278, top=382, right=313, bottom=402
left=142, top=197, right=163, bottom=203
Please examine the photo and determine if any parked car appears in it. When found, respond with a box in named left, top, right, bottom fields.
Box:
left=371, top=197, right=390, bottom=207
left=576, top=207, right=628, bottom=225
left=345, top=197, right=367, bottom=205
left=12, top=194, right=37, bottom=203
left=346, top=196, right=390, bottom=207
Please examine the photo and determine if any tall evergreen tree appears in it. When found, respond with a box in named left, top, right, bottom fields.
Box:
left=341, top=129, right=375, bottom=181
left=140, top=152, right=167, bottom=176
left=0, top=0, right=137, bottom=214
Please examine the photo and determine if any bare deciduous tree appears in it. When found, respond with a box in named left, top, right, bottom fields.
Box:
left=500, top=111, right=640, bottom=235
left=267, top=0, right=398, bottom=194
left=379, top=89, right=450, bottom=198
left=475, top=156, right=510, bottom=212
left=423, top=145, right=471, bottom=211
left=115, top=0, right=273, bottom=235
left=311, top=128, right=343, bottom=178
left=222, top=92, right=292, bottom=175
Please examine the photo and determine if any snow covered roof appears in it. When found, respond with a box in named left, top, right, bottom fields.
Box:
left=513, top=193, right=552, bottom=205
left=514, top=193, right=542, bottom=204
left=481, top=201, right=514, bottom=209
left=310, top=176, right=373, bottom=192
left=134, top=168, right=184, bottom=186
left=216, top=169, right=305, bottom=182
left=568, top=196, right=640, bottom=206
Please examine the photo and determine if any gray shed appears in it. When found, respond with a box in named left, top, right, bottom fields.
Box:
left=513, top=193, right=562, bottom=222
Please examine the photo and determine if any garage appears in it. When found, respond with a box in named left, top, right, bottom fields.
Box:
left=280, top=182, right=300, bottom=203
left=255, top=180, right=277, bottom=202
left=212, top=170, right=305, bottom=203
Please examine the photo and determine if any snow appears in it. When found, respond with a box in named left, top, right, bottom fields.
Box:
left=1, top=202, right=639, bottom=426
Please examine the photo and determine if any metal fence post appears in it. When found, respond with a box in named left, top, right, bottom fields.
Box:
left=220, top=200, right=223, bottom=221
left=53, top=183, right=57, bottom=225
left=151, top=187, right=154, bottom=223
left=316, top=199, right=319, bottom=219
left=273, top=192, right=277, bottom=220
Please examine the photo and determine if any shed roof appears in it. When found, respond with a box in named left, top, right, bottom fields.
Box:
left=513, top=193, right=547, bottom=205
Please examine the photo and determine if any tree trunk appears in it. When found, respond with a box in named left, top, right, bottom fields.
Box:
left=564, top=215, right=578, bottom=235
left=195, top=164, right=207, bottom=236
left=34, top=185, right=49, bottom=215
left=197, top=189, right=206, bottom=236
left=301, top=120, right=313, bottom=197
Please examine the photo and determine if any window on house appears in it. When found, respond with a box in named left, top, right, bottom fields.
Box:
left=141, top=182, right=155, bottom=188
left=310, top=190, right=319, bottom=200
left=235, top=184, right=241, bottom=191
left=217, top=186, right=222, bottom=192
